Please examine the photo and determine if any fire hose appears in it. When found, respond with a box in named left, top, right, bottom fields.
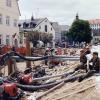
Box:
left=0, top=51, right=79, bottom=67
left=0, top=71, right=85, bottom=92
left=0, top=51, right=51, bottom=66
left=16, top=70, right=96, bottom=92
left=16, top=74, right=85, bottom=91
left=0, top=51, right=81, bottom=92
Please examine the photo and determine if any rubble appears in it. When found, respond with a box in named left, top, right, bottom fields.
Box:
left=0, top=47, right=100, bottom=100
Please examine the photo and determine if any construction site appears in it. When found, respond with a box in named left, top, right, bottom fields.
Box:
left=0, top=45, right=100, bottom=100
left=1, top=0, right=100, bottom=100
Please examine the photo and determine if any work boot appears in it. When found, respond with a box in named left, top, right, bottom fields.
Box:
left=78, top=70, right=95, bottom=82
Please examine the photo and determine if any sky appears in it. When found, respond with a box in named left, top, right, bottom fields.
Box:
left=19, top=0, right=100, bottom=25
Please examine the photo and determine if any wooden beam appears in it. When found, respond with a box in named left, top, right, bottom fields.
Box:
left=36, top=82, right=65, bottom=100
left=56, top=83, right=96, bottom=100
left=8, top=59, right=13, bottom=75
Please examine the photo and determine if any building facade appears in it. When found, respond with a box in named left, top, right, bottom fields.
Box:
left=88, top=19, right=100, bottom=43
left=19, top=17, right=55, bottom=47
left=60, top=25, right=70, bottom=42
left=51, top=22, right=69, bottom=45
left=51, top=22, right=61, bottom=43
left=0, top=0, right=20, bottom=47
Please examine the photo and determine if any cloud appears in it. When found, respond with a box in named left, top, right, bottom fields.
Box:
left=19, top=0, right=100, bottom=25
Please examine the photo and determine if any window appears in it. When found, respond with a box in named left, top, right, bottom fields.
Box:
left=6, top=0, right=12, bottom=7
left=0, top=35, right=2, bottom=44
left=14, top=19, right=17, bottom=27
left=0, top=14, right=3, bottom=24
left=6, top=16, right=10, bottom=26
left=6, top=35, right=10, bottom=45
left=23, top=22, right=26, bottom=28
left=45, top=25, right=47, bottom=32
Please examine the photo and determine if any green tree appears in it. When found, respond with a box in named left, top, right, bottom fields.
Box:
left=67, top=19, right=92, bottom=43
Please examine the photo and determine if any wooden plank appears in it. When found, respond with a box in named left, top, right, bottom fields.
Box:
left=56, top=83, right=97, bottom=100
left=36, top=82, right=65, bottom=100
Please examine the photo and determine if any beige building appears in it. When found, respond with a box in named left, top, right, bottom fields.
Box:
left=88, top=19, right=100, bottom=44
left=0, top=0, right=20, bottom=47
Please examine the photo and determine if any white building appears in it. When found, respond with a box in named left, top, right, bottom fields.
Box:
left=88, top=19, right=100, bottom=43
left=19, top=16, right=55, bottom=47
left=51, top=22, right=70, bottom=44
left=51, top=22, right=61, bottom=43
left=0, top=0, right=20, bottom=47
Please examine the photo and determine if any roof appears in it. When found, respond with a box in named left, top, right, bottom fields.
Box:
left=51, top=22, right=61, bottom=33
left=59, top=25, right=70, bottom=32
left=19, top=18, right=46, bottom=28
left=51, top=22, right=69, bottom=33
left=88, top=19, right=100, bottom=25
left=92, top=29, right=100, bottom=36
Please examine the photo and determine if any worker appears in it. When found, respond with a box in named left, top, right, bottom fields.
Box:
left=74, top=50, right=87, bottom=72
left=50, top=48, right=55, bottom=56
left=62, top=50, right=88, bottom=78
left=44, top=49, right=49, bottom=65
left=89, top=52, right=100, bottom=73
left=79, top=52, right=100, bottom=82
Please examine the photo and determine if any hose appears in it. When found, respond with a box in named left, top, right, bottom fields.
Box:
left=0, top=51, right=51, bottom=66
left=16, top=74, right=84, bottom=91
left=0, top=51, right=79, bottom=66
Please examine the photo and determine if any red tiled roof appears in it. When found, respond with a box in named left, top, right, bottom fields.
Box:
left=88, top=19, right=100, bottom=24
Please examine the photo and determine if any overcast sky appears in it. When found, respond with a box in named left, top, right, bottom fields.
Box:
left=19, top=0, right=100, bottom=25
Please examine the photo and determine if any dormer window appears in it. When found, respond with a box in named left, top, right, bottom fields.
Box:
left=30, top=22, right=36, bottom=28
left=6, top=0, right=12, bottom=7
left=23, top=22, right=27, bottom=28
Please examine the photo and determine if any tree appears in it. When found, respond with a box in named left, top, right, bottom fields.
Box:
left=42, top=33, right=53, bottom=47
left=67, top=19, right=92, bottom=43
left=28, top=31, right=53, bottom=47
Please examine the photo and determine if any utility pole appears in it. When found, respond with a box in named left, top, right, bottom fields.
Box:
left=24, top=32, right=31, bottom=68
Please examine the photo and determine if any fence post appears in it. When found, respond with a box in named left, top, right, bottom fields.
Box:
left=8, top=59, right=13, bottom=75
left=25, top=32, right=31, bottom=68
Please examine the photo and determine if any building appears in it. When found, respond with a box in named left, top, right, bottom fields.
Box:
left=19, top=16, right=55, bottom=47
left=0, top=0, right=20, bottom=47
left=51, top=22, right=61, bottom=43
left=88, top=19, right=100, bottom=43
left=51, top=22, right=69, bottom=44
left=59, top=25, right=70, bottom=42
